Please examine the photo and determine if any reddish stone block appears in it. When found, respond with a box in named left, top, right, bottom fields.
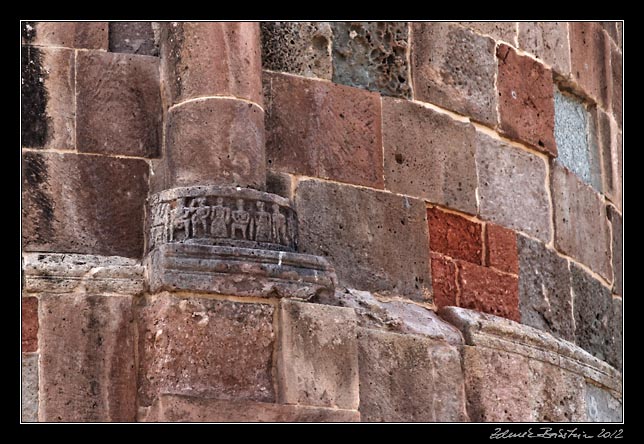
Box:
left=497, top=44, right=556, bottom=156
left=22, top=297, right=38, bottom=352
left=264, top=72, right=383, bottom=189
left=76, top=51, right=161, bottom=157
left=485, top=223, right=519, bottom=275
left=160, top=22, right=263, bottom=106
left=427, top=207, right=482, bottom=264
left=569, top=22, right=611, bottom=107
left=430, top=253, right=457, bottom=309
left=610, top=44, right=622, bottom=128
left=518, top=22, right=571, bottom=77
left=22, top=151, right=149, bottom=258
left=22, top=21, right=108, bottom=49
left=457, top=261, right=520, bottom=321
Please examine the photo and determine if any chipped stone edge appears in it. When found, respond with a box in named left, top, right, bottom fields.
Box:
left=439, top=306, right=622, bottom=393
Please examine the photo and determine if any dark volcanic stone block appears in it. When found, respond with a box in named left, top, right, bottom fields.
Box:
left=109, top=22, right=159, bottom=56
left=607, top=205, right=622, bottom=296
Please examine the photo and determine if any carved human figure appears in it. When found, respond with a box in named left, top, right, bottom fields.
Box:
left=271, top=203, right=288, bottom=245
left=210, top=197, right=231, bottom=238
left=254, top=201, right=272, bottom=242
left=231, top=199, right=250, bottom=239
left=190, top=197, right=210, bottom=237
left=170, top=197, right=192, bottom=241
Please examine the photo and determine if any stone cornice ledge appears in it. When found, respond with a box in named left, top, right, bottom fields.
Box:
left=439, top=306, right=622, bottom=394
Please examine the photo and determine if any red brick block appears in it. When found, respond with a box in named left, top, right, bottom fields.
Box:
left=485, top=224, right=519, bottom=275
left=264, top=72, right=383, bottom=189
left=427, top=207, right=482, bottom=265
left=22, top=297, right=38, bottom=352
left=569, top=23, right=611, bottom=107
left=430, top=253, right=457, bottom=309
left=457, top=261, right=520, bottom=321
left=497, top=44, right=556, bottom=156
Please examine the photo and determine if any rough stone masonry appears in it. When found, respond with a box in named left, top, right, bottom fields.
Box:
left=22, top=21, right=622, bottom=423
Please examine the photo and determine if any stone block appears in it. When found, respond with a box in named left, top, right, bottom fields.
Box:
left=610, top=44, right=622, bottom=128
left=331, top=22, right=410, bottom=98
left=295, top=179, right=432, bottom=301
left=551, top=162, right=612, bottom=280
left=140, top=395, right=360, bottom=422
left=22, top=152, right=149, bottom=258
left=595, top=108, right=621, bottom=208
left=457, top=261, right=520, bottom=322
left=165, top=98, right=265, bottom=189
left=109, top=22, right=159, bottom=56
left=427, top=207, right=482, bottom=264
left=430, top=253, right=458, bottom=309
left=22, top=353, right=39, bottom=422
left=497, top=44, right=556, bottom=155
left=607, top=206, right=622, bottom=296
left=571, top=263, right=619, bottom=368
left=278, top=300, right=359, bottom=409
left=569, top=22, right=611, bottom=107
left=517, top=235, right=574, bottom=342
left=459, top=21, right=517, bottom=44
left=22, top=297, right=38, bottom=352
left=411, top=22, right=498, bottom=126
left=485, top=224, right=518, bottom=274
left=610, top=297, right=622, bottom=371
left=518, top=22, right=571, bottom=76
left=160, top=22, right=262, bottom=106
left=39, top=294, right=136, bottom=421
left=476, top=132, right=551, bottom=242
left=21, top=46, right=74, bottom=149
left=137, top=294, right=275, bottom=406
left=76, top=51, right=161, bottom=157
left=22, top=21, right=108, bottom=49
left=260, top=22, right=332, bottom=79
left=264, top=72, right=383, bottom=188
left=585, top=383, right=622, bottom=422
left=383, top=97, right=478, bottom=214
left=554, top=89, right=602, bottom=191
left=357, top=328, right=468, bottom=422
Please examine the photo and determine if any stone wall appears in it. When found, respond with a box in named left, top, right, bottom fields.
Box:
left=22, top=21, right=622, bottom=423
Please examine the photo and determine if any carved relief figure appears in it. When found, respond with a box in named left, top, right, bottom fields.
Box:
left=231, top=199, right=250, bottom=239
left=170, top=197, right=192, bottom=241
left=271, top=203, right=288, bottom=245
left=190, top=197, right=210, bottom=237
left=254, top=201, right=272, bottom=242
left=210, top=197, right=231, bottom=238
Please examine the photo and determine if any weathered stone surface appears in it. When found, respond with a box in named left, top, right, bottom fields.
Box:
left=430, top=253, right=458, bottom=309
left=140, top=395, right=360, bottom=422
left=109, top=22, right=159, bottom=56
left=137, top=294, right=275, bottom=406
left=610, top=297, right=622, bottom=372
left=459, top=21, right=517, bottom=44
left=278, top=300, right=359, bottom=409
left=411, top=22, right=498, bottom=126
left=485, top=224, right=518, bottom=274
left=476, top=132, right=551, bottom=242
left=551, top=162, right=612, bottom=280
left=76, top=51, right=161, bottom=157
left=569, top=22, right=610, bottom=107
left=21, top=46, right=74, bottom=150
left=331, top=22, right=410, bottom=98
left=22, top=21, right=108, bottom=49
left=518, top=22, right=571, bottom=76
left=22, top=297, right=38, bottom=352
left=554, top=89, right=602, bottom=191
left=585, top=383, right=623, bottom=422
left=148, top=244, right=337, bottom=300
left=571, top=264, right=619, bottom=369
left=457, top=261, right=520, bottom=322
left=160, top=22, right=262, bottom=106
left=40, top=294, right=136, bottom=421
left=383, top=97, right=478, bottom=214
left=165, top=98, right=265, bottom=189
left=22, top=152, right=149, bottom=258
left=266, top=170, right=294, bottom=201
left=264, top=72, right=383, bottom=189
left=427, top=207, right=482, bottom=264
left=517, top=235, right=574, bottom=343
left=295, top=179, right=432, bottom=301
left=610, top=44, right=622, bottom=128
left=497, top=44, right=556, bottom=155
left=596, top=108, right=621, bottom=208
left=260, top=22, right=332, bottom=79
left=358, top=328, right=468, bottom=422
left=607, top=206, right=622, bottom=296
left=22, top=353, right=39, bottom=422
